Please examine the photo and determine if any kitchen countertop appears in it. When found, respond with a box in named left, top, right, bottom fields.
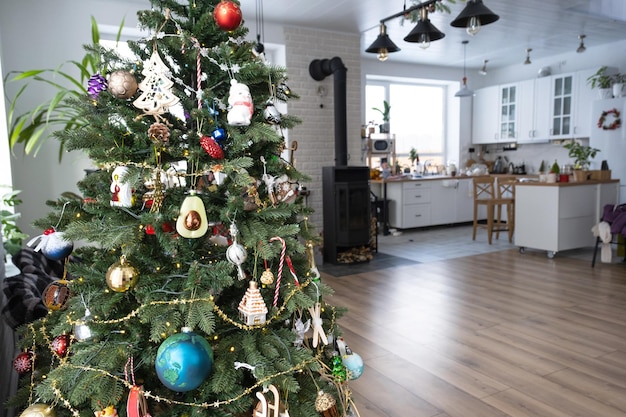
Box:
left=371, top=174, right=538, bottom=183
left=515, top=179, right=619, bottom=186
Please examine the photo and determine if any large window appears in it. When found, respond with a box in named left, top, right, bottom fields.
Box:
left=366, top=80, right=446, bottom=168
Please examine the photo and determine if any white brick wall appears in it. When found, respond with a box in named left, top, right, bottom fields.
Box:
left=284, top=26, right=363, bottom=233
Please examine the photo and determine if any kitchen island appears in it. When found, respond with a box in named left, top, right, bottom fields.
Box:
left=514, top=179, right=619, bottom=258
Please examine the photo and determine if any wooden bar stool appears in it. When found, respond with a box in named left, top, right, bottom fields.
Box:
left=472, top=176, right=515, bottom=244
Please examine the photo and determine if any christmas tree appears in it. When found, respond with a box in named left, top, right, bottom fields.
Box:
left=7, top=1, right=361, bottom=416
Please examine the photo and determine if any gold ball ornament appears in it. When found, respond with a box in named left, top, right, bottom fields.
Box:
left=19, top=404, right=55, bottom=417
left=260, top=268, right=274, bottom=285
left=105, top=256, right=139, bottom=292
left=107, top=70, right=138, bottom=99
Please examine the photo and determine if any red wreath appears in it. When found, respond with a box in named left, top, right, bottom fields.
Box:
left=598, top=108, right=621, bottom=130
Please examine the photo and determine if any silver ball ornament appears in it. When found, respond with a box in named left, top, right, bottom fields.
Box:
left=108, top=70, right=138, bottom=99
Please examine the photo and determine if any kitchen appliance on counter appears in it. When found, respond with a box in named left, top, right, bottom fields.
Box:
left=590, top=98, right=626, bottom=204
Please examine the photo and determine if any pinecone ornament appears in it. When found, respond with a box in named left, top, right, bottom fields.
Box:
left=148, top=122, right=170, bottom=144
left=88, top=73, right=108, bottom=98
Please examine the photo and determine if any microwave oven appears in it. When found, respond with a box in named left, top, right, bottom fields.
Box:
left=368, top=135, right=394, bottom=154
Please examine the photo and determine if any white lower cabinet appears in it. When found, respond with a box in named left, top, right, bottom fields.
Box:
left=386, top=181, right=432, bottom=228
left=377, top=178, right=475, bottom=229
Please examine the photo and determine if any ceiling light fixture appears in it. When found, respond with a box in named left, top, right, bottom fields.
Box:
left=577, top=34, right=586, bottom=53
left=450, top=0, right=500, bottom=36
left=524, top=48, right=532, bottom=65
left=455, top=40, right=475, bottom=98
left=366, top=23, right=401, bottom=61
left=253, top=0, right=265, bottom=57
left=479, top=59, right=488, bottom=75
left=404, top=6, right=445, bottom=49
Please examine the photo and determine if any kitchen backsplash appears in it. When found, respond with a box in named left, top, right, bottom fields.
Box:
left=478, top=140, right=604, bottom=174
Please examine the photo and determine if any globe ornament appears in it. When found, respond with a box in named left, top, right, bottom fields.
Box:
left=155, top=328, right=214, bottom=392
left=106, top=256, right=139, bottom=292
left=213, top=0, right=242, bottom=31
left=19, top=404, right=55, bottom=417
left=108, top=70, right=138, bottom=99
left=342, top=351, right=364, bottom=380
left=42, top=279, right=71, bottom=311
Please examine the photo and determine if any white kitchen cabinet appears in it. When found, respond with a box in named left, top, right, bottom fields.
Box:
left=518, top=77, right=551, bottom=143
left=472, top=85, right=499, bottom=144
left=572, top=68, right=596, bottom=138
left=472, top=84, right=519, bottom=144
left=549, top=71, right=595, bottom=139
left=514, top=181, right=619, bottom=257
left=372, top=178, right=477, bottom=230
left=385, top=181, right=432, bottom=229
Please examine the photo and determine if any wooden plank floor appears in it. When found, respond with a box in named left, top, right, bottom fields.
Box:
left=325, top=248, right=626, bottom=417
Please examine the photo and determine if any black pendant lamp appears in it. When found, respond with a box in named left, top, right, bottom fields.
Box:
left=366, top=23, right=401, bottom=61
left=450, top=0, right=499, bottom=36
left=404, top=7, right=445, bottom=49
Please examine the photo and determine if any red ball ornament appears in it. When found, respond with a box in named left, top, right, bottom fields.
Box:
left=214, top=1, right=242, bottom=31
left=51, top=334, right=71, bottom=358
left=13, top=351, right=34, bottom=374
left=200, top=135, right=225, bottom=159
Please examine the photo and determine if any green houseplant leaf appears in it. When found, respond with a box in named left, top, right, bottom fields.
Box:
left=5, top=16, right=125, bottom=160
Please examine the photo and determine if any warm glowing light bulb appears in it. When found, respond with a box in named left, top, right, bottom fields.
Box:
left=418, top=33, right=430, bottom=49
left=377, top=48, right=389, bottom=62
left=467, top=16, right=481, bottom=35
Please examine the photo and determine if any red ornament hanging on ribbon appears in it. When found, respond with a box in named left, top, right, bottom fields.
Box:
left=214, top=0, right=243, bottom=31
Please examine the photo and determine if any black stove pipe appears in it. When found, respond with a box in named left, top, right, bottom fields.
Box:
left=309, top=57, right=347, bottom=166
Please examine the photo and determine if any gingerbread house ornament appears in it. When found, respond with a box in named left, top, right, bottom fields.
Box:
left=238, top=281, right=268, bottom=325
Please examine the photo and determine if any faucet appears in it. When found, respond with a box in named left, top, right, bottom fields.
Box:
left=422, top=160, right=433, bottom=175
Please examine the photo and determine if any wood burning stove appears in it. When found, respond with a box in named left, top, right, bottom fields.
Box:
left=322, top=166, right=371, bottom=263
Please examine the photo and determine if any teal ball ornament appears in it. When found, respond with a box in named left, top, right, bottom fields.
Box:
left=155, top=328, right=214, bottom=392
left=342, top=352, right=364, bottom=380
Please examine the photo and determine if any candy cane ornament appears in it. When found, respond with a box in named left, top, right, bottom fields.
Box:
left=269, top=236, right=285, bottom=307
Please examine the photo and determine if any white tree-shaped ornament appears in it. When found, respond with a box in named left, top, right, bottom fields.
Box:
left=133, top=50, right=180, bottom=116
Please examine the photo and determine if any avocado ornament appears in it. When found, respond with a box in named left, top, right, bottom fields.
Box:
left=175, top=190, right=209, bottom=238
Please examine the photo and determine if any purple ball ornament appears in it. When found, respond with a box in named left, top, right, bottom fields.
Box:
left=87, top=73, right=108, bottom=99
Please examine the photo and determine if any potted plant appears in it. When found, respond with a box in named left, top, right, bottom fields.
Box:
left=372, top=100, right=391, bottom=133
left=587, top=66, right=613, bottom=99
left=409, top=147, right=419, bottom=168
left=612, top=72, right=626, bottom=98
left=547, top=160, right=559, bottom=183
left=563, top=141, right=600, bottom=181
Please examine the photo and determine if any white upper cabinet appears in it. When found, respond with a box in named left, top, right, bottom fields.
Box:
left=472, top=84, right=519, bottom=144
left=518, top=77, right=551, bottom=143
left=472, top=85, right=499, bottom=144
left=573, top=68, right=596, bottom=138
left=473, top=69, right=596, bottom=144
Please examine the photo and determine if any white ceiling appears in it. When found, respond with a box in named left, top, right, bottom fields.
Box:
left=238, top=0, right=626, bottom=71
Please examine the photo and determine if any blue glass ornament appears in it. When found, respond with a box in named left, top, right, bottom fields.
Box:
left=342, top=352, right=364, bottom=380
left=155, top=328, right=214, bottom=392
left=212, top=128, right=226, bottom=142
